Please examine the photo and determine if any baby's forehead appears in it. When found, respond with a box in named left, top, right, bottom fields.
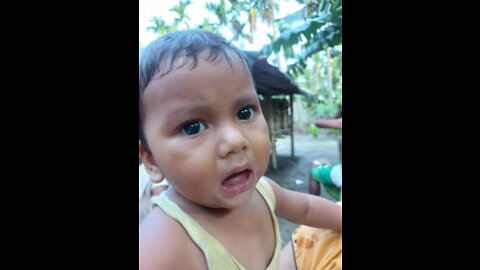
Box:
left=146, top=53, right=252, bottom=92
left=165, top=49, right=246, bottom=73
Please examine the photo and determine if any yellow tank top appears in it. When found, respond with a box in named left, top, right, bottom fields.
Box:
left=151, top=177, right=281, bottom=270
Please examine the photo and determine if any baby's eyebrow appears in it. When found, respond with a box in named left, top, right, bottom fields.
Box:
left=163, top=105, right=211, bottom=124
left=233, top=93, right=260, bottom=107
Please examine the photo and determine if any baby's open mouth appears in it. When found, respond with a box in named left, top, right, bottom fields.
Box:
left=222, top=169, right=254, bottom=196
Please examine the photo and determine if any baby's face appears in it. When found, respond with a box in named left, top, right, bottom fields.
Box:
left=141, top=54, right=271, bottom=209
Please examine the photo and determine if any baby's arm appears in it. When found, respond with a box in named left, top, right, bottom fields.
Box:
left=266, top=177, right=342, bottom=232
left=315, top=117, right=342, bottom=129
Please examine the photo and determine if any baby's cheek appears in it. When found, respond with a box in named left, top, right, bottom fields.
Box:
left=255, top=130, right=271, bottom=166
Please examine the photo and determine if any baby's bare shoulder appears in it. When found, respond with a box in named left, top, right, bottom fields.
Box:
left=139, top=208, right=207, bottom=270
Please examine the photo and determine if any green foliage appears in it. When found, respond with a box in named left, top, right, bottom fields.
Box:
left=294, top=45, right=342, bottom=125
left=262, top=0, right=342, bottom=76
left=205, top=0, right=227, bottom=24
left=146, top=0, right=193, bottom=36
left=309, top=123, right=320, bottom=137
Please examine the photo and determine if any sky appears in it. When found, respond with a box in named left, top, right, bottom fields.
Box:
left=139, top=0, right=303, bottom=50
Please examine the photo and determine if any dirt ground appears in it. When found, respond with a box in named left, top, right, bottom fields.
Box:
left=264, top=131, right=341, bottom=247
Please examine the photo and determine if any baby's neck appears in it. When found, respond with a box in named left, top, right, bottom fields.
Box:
left=166, top=187, right=236, bottom=217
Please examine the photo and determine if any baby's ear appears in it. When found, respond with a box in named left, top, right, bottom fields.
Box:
left=139, top=143, right=164, bottom=184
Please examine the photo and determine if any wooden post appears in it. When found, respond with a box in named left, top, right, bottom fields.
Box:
left=264, top=94, right=277, bottom=169
left=289, top=94, right=294, bottom=159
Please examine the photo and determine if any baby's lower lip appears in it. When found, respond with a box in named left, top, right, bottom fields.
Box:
left=221, top=169, right=254, bottom=196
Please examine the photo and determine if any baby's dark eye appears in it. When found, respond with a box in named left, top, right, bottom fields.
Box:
left=237, top=106, right=255, bottom=120
left=181, top=121, right=206, bottom=135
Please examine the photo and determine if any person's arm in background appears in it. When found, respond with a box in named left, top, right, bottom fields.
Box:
left=315, top=117, right=342, bottom=129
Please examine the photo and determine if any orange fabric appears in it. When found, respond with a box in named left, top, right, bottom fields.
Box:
left=292, top=225, right=342, bottom=270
